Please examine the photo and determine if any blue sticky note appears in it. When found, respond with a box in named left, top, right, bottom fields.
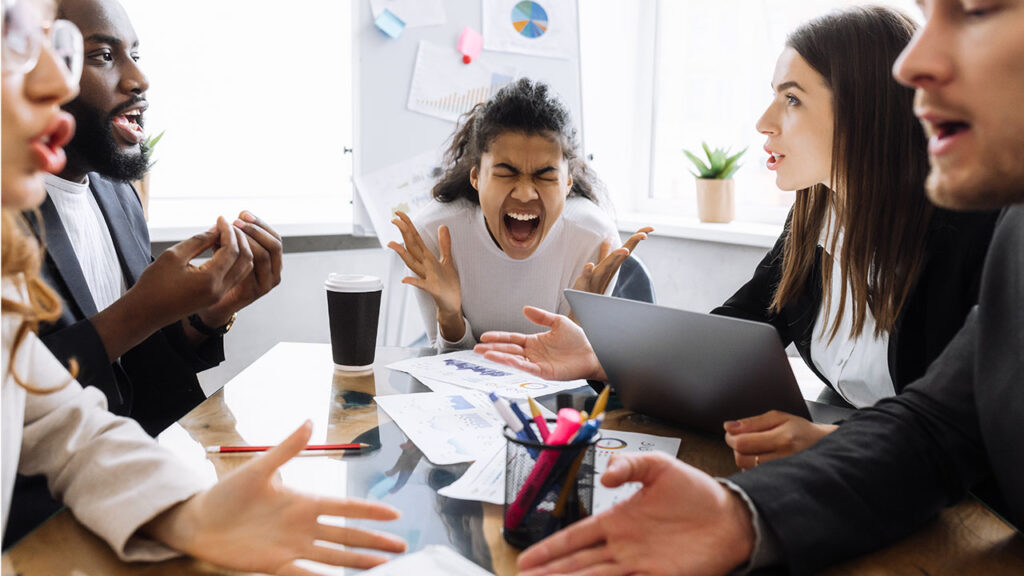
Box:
left=375, top=9, right=405, bottom=39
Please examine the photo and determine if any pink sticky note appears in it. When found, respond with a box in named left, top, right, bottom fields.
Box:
left=457, top=26, right=483, bottom=62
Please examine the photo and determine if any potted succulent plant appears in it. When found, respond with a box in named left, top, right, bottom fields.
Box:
left=684, top=142, right=746, bottom=223
left=131, top=130, right=164, bottom=221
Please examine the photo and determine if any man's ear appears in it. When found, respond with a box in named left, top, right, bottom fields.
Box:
left=566, top=173, right=573, bottom=196
left=470, top=165, right=479, bottom=190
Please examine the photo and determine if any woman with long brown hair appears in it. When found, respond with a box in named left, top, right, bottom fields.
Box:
left=474, top=6, right=998, bottom=467
left=2, top=0, right=405, bottom=570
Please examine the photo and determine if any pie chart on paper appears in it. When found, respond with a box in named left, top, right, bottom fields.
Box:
left=511, top=1, right=548, bottom=39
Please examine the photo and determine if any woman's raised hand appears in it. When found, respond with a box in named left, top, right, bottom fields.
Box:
left=387, top=211, right=465, bottom=341
left=475, top=306, right=607, bottom=382
left=572, top=227, right=653, bottom=295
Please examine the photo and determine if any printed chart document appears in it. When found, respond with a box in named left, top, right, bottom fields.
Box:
left=407, top=41, right=516, bottom=122
left=369, top=0, right=446, bottom=28
left=353, top=150, right=442, bottom=247
left=388, top=350, right=588, bottom=399
left=361, top=545, right=494, bottom=576
left=592, top=430, right=681, bottom=512
left=437, top=442, right=506, bottom=505
left=375, top=392, right=507, bottom=465
left=438, top=430, right=681, bottom=510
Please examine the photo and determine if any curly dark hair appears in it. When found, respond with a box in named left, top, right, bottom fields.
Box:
left=432, top=77, right=606, bottom=205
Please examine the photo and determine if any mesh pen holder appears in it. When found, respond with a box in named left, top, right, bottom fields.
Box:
left=502, top=422, right=600, bottom=549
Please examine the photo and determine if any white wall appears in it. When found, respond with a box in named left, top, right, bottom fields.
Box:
left=198, top=237, right=769, bottom=396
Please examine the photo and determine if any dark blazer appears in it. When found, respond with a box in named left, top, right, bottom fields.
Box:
left=3, top=174, right=222, bottom=549
left=711, top=207, right=999, bottom=395
left=731, top=205, right=1024, bottom=574
left=27, top=174, right=220, bottom=434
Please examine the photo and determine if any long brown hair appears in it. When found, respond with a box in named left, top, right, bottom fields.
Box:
left=432, top=77, right=607, bottom=206
left=770, top=6, right=932, bottom=341
left=2, top=209, right=76, bottom=392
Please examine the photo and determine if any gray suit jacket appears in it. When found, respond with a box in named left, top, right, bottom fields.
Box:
left=731, top=205, right=1023, bottom=575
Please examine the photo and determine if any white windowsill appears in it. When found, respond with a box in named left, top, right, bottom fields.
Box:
left=145, top=196, right=356, bottom=243
left=618, top=212, right=782, bottom=248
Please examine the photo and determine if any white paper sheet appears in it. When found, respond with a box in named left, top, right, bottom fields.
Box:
left=361, top=545, right=494, bottom=575
left=369, top=0, right=446, bottom=28
left=592, top=430, right=681, bottom=512
left=482, top=0, right=578, bottom=60
left=375, top=391, right=507, bottom=465
left=407, top=41, right=516, bottom=123
left=437, top=429, right=681, bottom=510
left=388, top=350, right=589, bottom=399
left=438, top=442, right=507, bottom=505
left=353, top=150, right=443, bottom=247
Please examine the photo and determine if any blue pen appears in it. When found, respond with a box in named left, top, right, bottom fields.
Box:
left=489, top=393, right=539, bottom=458
left=509, top=401, right=541, bottom=444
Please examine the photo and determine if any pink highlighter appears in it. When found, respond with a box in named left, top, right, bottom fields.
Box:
left=505, top=408, right=583, bottom=530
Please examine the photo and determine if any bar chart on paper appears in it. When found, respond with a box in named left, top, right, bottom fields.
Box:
left=415, top=73, right=514, bottom=118
left=408, top=41, right=517, bottom=122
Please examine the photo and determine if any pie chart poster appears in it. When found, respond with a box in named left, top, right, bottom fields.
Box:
left=483, top=0, right=579, bottom=60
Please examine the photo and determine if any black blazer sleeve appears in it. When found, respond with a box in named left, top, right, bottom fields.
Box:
left=728, top=207, right=1024, bottom=575
left=730, top=315, right=988, bottom=574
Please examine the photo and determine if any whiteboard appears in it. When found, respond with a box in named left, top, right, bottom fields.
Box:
left=351, top=0, right=583, bottom=236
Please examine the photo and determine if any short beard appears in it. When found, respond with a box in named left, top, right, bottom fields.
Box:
left=926, top=150, right=1024, bottom=211
left=63, top=99, right=150, bottom=182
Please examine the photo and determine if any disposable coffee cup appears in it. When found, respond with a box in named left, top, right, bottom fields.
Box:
left=324, top=273, right=383, bottom=371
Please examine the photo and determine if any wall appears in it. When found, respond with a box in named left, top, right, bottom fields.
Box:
left=195, top=235, right=769, bottom=396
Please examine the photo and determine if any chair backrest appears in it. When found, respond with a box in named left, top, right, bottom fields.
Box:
left=611, top=254, right=656, bottom=303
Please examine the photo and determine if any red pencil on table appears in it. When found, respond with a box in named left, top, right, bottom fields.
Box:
left=205, top=443, right=371, bottom=454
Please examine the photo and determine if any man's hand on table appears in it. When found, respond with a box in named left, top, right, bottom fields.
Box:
left=144, top=421, right=407, bottom=574
left=517, top=452, right=755, bottom=576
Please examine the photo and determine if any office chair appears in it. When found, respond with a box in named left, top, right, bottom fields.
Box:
left=611, top=254, right=656, bottom=303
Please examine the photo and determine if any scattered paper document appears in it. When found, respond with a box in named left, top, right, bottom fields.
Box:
left=438, top=443, right=506, bottom=505
left=353, top=150, right=443, bottom=246
left=593, top=430, right=681, bottom=512
left=388, top=350, right=588, bottom=399
left=437, top=430, right=680, bottom=509
left=370, top=0, right=446, bottom=29
left=375, top=392, right=507, bottom=465
left=361, top=545, right=494, bottom=576
left=408, top=41, right=516, bottom=123
left=482, top=0, right=579, bottom=60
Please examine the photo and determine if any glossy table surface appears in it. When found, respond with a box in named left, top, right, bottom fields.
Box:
left=4, top=343, right=1023, bottom=575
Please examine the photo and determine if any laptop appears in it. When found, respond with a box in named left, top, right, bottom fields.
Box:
left=565, top=290, right=855, bottom=433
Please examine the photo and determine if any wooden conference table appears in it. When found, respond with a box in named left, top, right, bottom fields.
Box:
left=4, top=344, right=1023, bottom=575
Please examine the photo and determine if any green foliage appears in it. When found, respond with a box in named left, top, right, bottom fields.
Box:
left=683, top=141, right=746, bottom=179
left=144, top=130, right=165, bottom=169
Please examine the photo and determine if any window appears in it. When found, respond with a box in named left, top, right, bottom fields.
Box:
left=119, top=0, right=353, bottom=235
left=581, top=0, right=921, bottom=226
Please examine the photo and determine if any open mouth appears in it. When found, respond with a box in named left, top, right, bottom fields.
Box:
left=31, top=111, right=76, bottom=174
left=502, top=209, right=542, bottom=249
left=766, top=152, right=785, bottom=170
left=934, top=120, right=970, bottom=140
left=112, top=108, right=145, bottom=145
left=927, top=119, right=971, bottom=156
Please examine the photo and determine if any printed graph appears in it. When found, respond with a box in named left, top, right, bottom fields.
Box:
left=511, top=1, right=548, bottom=39
left=414, top=73, right=514, bottom=118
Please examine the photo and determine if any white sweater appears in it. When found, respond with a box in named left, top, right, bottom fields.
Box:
left=2, top=277, right=207, bottom=560
left=410, top=197, right=620, bottom=350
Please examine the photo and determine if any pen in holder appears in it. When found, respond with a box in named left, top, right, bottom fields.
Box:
left=502, top=420, right=599, bottom=549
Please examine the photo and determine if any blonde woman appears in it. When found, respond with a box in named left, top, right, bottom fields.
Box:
left=1, top=0, right=404, bottom=571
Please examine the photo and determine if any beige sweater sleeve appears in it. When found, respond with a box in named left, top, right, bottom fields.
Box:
left=16, top=331, right=209, bottom=561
